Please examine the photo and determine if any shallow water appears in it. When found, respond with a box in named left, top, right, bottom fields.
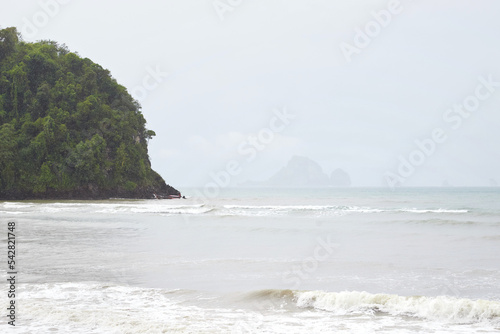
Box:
left=1, top=187, right=499, bottom=333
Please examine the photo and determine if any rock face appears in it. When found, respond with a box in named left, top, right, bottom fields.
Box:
left=0, top=27, right=180, bottom=200
left=0, top=171, right=180, bottom=200
left=263, top=156, right=353, bottom=188
left=267, top=156, right=331, bottom=187
left=330, top=168, right=351, bottom=187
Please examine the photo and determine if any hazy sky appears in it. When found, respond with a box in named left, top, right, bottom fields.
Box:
left=1, top=0, right=500, bottom=187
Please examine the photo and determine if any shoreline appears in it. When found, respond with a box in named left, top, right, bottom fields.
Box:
left=0, top=185, right=181, bottom=201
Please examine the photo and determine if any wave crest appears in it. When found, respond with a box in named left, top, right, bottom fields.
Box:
left=295, top=290, right=500, bottom=324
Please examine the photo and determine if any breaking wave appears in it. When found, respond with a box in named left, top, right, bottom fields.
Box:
left=235, top=288, right=500, bottom=325
left=294, top=290, right=500, bottom=324
left=0, top=201, right=472, bottom=217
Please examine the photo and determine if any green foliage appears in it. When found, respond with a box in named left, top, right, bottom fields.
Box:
left=34, top=161, right=56, bottom=193
left=124, top=181, right=137, bottom=191
left=0, top=27, right=162, bottom=197
left=0, top=27, right=19, bottom=60
left=0, top=123, right=17, bottom=190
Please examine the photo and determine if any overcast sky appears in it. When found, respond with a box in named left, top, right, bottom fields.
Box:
left=1, top=0, right=500, bottom=188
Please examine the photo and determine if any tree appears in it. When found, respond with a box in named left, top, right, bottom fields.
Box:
left=114, top=143, right=129, bottom=182
left=0, top=27, right=18, bottom=61
left=33, top=82, right=51, bottom=118
left=34, top=161, right=56, bottom=193
left=67, top=134, right=106, bottom=185
left=0, top=123, right=17, bottom=190
left=26, top=51, right=58, bottom=90
left=8, top=62, right=28, bottom=118
left=0, top=27, right=179, bottom=199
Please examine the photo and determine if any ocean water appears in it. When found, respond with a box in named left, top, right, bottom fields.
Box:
left=1, top=187, right=500, bottom=333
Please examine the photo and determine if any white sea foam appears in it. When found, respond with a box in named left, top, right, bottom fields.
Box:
left=7, top=282, right=232, bottom=333
left=295, top=290, right=500, bottom=324
left=14, top=201, right=212, bottom=215
left=130, top=203, right=209, bottom=214
left=92, top=202, right=211, bottom=215
left=0, top=210, right=24, bottom=215
left=398, top=208, right=469, bottom=213
left=7, top=283, right=500, bottom=334
left=2, top=202, right=34, bottom=208
left=219, top=204, right=468, bottom=216
left=222, top=204, right=350, bottom=215
left=0, top=199, right=470, bottom=217
left=223, top=205, right=339, bottom=210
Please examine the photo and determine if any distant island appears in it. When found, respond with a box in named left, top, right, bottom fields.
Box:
left=267, top=156, right=351, bottom=187
left=0, top=27, right=179, bottom=199
left=244, top=156, right=352, bottom=187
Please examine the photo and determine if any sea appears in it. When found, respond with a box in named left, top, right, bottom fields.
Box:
left=1, top=187, right=499, bottom=333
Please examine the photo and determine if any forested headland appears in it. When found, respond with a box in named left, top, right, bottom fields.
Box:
left=0, top=27, right=179, bottom=199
